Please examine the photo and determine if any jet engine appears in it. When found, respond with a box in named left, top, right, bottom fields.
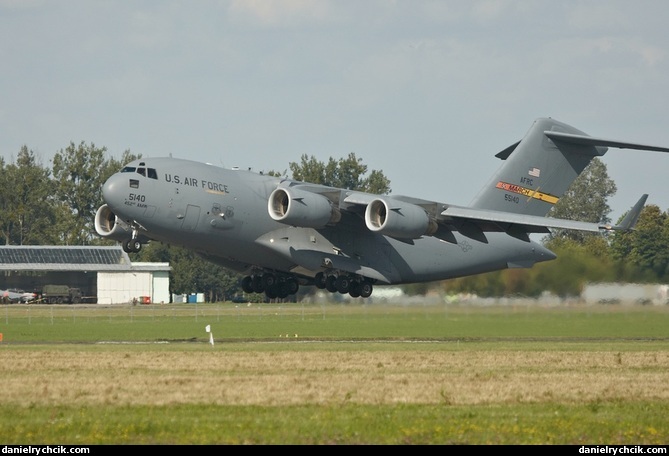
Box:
left=268, top=187, right=341, bottom=228
left=95, top=204, right=133, bottom=242
left=365, top=198, right=437, bottom=239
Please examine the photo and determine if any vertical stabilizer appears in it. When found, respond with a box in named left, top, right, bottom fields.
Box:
left=469, top=118, right=606, bottom=217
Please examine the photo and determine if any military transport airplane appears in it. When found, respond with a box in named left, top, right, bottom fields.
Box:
left=95, top=117, right=669, bottom=299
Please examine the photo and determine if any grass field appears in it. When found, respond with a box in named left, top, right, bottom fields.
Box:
left=1, top=301, right=668, bottom=444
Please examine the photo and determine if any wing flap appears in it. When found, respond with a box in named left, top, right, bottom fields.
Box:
left=440, top=206, right=608, bottom=233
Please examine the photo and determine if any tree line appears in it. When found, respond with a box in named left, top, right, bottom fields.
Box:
left=1, top=144, right=668, bottom=300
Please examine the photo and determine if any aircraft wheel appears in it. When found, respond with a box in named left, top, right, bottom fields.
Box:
left=252, top=275, right=264, bottom=293
left=349, top=282, right=361, bottom=298
left=123, top=239, right=142, bottom=253
left=276, top=282, right=290, bottom=299
left=262, top=273, right=277, bottom=289
left=286, top=278, right=299, bottom=295
left=359, top=281, right=373, bottom=298
left=325, top=275, right=337, bottom=293
left=241, top=276, right=254, bottom=293
left=314, top=272, right=326, bottom=289
left=265, top=285, right=278, bottom=299
left=336, top=275, right=351, bottom=294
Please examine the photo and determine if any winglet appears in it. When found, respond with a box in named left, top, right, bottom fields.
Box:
left=609, top=194, right=648, bottom=231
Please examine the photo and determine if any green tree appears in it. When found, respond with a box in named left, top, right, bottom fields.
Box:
left=52, top=142, right=108, bottom=244
left=0, top=155, right=17, bottom=244
left=289, top=152, right=391, bottom=194
left=610, top=205, right=669, bottom=282
left=0, top=147, right=56, bottom=245
left=546, top=158, right=616, bottom=243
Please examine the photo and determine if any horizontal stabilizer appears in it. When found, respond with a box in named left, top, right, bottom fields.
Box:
left=546, top=131, right=669, bottom=153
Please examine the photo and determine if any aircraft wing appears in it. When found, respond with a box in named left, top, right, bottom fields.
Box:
left=439, top=195, right=647, bottom=233
left=279, top=182, right=647, bottom=241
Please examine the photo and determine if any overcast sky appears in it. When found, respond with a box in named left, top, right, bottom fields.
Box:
left=2, top=0, right=668, bottom=222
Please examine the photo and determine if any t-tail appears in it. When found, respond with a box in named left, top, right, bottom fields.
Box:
left=469, top=117, right=669, bottom=217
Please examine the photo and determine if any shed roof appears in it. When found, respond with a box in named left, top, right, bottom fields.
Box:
left=0, top=246, right=169, bottom=272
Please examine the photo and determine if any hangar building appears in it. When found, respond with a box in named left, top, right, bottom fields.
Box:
left=0, top=245, right=170, bottom=304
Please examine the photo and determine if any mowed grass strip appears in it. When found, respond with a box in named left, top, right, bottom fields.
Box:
left=1, top=303, right=668, bottom=444
left=2, top=302, right=669, bottom=341
left=2, top=402, right=667, bottom=445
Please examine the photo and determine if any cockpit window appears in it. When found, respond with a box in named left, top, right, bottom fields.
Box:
left=120, top=165, right=158, bottom=180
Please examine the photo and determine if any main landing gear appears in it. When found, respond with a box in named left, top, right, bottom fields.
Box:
left=241, top=273, right=299, bottom=300
left=313, top=271, right=373, bottom=298
left=240, top=271, right=374, bottom=300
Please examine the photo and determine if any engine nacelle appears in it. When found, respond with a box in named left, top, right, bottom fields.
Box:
left=268, top=187, right=341, bottom=228
left=95, top=204, right=132, bottom=242
left=365, top=198, right=437, bottom=239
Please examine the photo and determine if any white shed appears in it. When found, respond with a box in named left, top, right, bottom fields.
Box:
left=97, top=262, right=171, bottom=304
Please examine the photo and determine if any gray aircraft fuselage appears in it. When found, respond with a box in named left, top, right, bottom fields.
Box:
left=99, top=158, right=554, bottom=286
left=96, top=118, right=669, bottom=298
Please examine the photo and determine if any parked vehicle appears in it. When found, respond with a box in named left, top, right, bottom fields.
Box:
left=41, top=284, right=82, bottom=304
left=1, top=288, right=37, bottom=303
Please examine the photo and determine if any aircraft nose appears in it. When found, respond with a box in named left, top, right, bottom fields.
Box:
left=101, top=173, right=126, bottom=205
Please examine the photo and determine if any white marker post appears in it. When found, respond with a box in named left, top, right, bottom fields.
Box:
left=205, top=324, right=214, bottom=346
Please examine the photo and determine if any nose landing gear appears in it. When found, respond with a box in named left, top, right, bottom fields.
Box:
left=122, top=227, right=143, bottom=253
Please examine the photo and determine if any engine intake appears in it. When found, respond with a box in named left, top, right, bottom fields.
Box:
left=268, top=187, right=341, bottom=228
left=365, top=198, right=437, bottom=239
left=95, top=204, right=132, bottom=242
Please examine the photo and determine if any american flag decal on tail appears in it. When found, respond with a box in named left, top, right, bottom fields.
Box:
left=528, top=167, right=541, bottom=178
